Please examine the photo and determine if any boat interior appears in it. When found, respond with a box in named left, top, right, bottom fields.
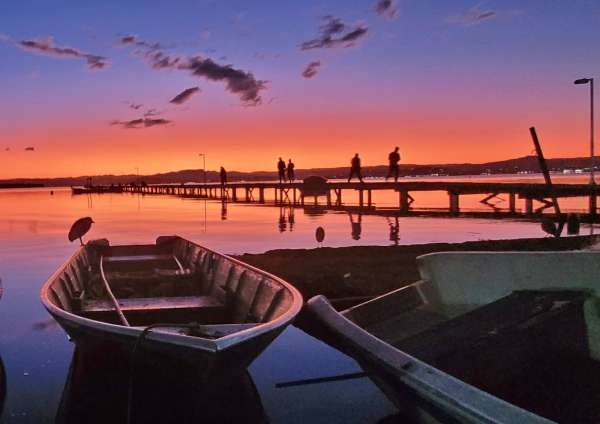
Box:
left=343, top=252, right=600, bottom=423
left=46, top=237, right=295, bottom=336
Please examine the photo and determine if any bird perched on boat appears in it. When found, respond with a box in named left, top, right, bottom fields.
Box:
left=68, top=217, right=94, bottom=245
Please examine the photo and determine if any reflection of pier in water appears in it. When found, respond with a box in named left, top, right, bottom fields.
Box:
left=124, top=180, right=600, bottom=221
left=56, top=342, right=266, bottom=424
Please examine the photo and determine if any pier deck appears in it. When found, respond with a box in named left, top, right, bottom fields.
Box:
left=121, top=180, right=600, bottom=218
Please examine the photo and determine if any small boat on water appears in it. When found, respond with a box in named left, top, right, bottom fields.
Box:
left=41, top=236, right=302, bottom=376
left=71, top=185, right=123, bottom=194
left=300, top=251, right=600, bottom=423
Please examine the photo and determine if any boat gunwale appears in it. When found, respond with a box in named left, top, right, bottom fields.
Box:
left=303, top=292, right=554, bottom=423
left=40, top=236, right=303, bottom=352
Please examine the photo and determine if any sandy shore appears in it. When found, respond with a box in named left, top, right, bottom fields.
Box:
left=236, top=235, right=600, bottom=299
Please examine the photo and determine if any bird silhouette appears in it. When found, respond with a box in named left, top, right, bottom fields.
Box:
left=68, top=217, right=94, bottom=246
left=315, top=226, right=325, bottom=246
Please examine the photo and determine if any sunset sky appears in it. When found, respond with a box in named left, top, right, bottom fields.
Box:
left=1, top=0, right=599, bottom=178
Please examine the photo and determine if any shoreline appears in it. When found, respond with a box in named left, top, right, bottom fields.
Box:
left=236, top=235, right=599, bottom=299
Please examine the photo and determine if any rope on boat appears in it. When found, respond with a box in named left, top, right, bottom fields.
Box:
left=172, top=255, right=185, bottom=273
left=99, top=255, right=130, bottom=327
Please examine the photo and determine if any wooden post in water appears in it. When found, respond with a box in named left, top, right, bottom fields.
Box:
left=449, top=192, right=460, bottom=215
left=529, top=127, right=561, bottom=216
left=509, top=192, right=516, bottom=213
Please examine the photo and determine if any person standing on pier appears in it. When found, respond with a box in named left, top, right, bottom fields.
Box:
left=386, top=147, right=401, bottom=182
left=220, top=166, right=227, bottom=187
left=287, top=159, right=295, bottom=183
left=277, top=158, right=286, bottom=183
left=348, top=153, right=364, bottom=183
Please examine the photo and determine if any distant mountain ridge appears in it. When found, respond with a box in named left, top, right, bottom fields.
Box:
left=1, top=155, right=597, bottom=187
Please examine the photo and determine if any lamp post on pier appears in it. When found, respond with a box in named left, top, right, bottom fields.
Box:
left=198, top=153, right=206, bottom=184
left=574, top=77, right=595, bottom=185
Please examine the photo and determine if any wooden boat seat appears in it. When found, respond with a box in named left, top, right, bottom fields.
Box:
left=103, top=254, right=175, bottom=263
left=81, top=295, right=223, bottom=314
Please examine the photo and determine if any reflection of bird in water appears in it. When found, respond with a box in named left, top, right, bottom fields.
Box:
left=386, top=216, right=400, bottom=245
left=348, top=212, right=362, bottom=241
left=68, top=217, right=94, bottom=245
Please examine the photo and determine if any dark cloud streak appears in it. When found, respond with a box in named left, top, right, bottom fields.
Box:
left=300, top=16, right=368, bottom=50
left=17, top=37, right=109, bottom=69
left=374, top=0, right=398, bottom=18
left=119, top=35, right=266, bottom=105
left=302, top=61, right=321, bottom=79
left=110, top=118, right=171, bottom=129
left=170, top=87, right=201, bottom=105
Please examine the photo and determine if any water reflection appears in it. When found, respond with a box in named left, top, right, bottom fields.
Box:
left=386, top=216, right=400, bottom=245
left=57, top=343, right=266, bottom=424
left=0, top=353, right=5, bottom=420
left=348, top=212, right=362, bottom=240
left=277, top=206, right=296, bottom=232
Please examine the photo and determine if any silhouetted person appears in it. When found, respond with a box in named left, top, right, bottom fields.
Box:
left=220, top=167, right=227, bottom=186
left=277, top=158, right=286, bottom=183
left=386, top=147, right=401, bottom=182
left=287, top=159, right=295, bottom=183
left=348, top=153, right=364, bottom=183
left=348, top=212, right=362, bottom=240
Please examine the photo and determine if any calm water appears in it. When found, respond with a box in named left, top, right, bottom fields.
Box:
left=0, top=175, right=597, bottom=423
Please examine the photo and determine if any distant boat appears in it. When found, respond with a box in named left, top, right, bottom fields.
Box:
left=71, top=186, right=123, bottom=194
left=299, top=251, right=600, bottom=423
left=41, top=235, right=302, bottom=377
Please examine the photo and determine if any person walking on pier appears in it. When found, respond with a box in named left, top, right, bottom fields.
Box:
left=277, top=157, right=286, bottom=183
left=348, top=153, right=364, bottom=183
left=386, top=147, right=401, bottom=182
left=287, top=159, right=295, bottom=183
left=220, top=166, right=227, bottom=187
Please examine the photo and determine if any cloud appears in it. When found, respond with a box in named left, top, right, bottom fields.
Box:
left=300, top=16, right=368, bottom=50
left=374, top=0, right=398, bottom=18
left=302, top=61, right=321, bottom=79
left=110, top=118, right=171, bottom=129
left=17, top=36, right=109, bottom=69
left=447, top=4, right=497, bottom=26
left=170, top=87, right=201, bottom=105
left=25, top=147, right=35, bottom=151
left=119, top=36, right=267, bottom=105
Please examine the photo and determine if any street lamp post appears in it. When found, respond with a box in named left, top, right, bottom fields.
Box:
left=574, top=77, right=595, bottom=185
left=198, top=153, right=206, bottom=184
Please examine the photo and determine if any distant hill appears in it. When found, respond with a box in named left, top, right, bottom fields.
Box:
left=1, top=155, right=597, bottom=187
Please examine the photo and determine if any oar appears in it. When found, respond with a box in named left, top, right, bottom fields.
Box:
left=99, top=255, right=130, bottom=326
left=275, top=371, right=367, bottom=388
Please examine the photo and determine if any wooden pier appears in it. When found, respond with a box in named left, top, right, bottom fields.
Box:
left=122, top=180, right=600, bottom=219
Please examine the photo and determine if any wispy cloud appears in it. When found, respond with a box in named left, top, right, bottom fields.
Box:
left=374, top=0, right=398, bottom=19
left=118, top=35, right=267, bottom=105
left=300, top=16, right=368, bottom=50
left=170, top=87, right=201, bottom=105
left=302, top=61, right=321, bottom=79
left=17, top=36, right=109, bottom=69
left=447, top=4, right=497, bottom=26
left=110, top=117, right=171, bottom=129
